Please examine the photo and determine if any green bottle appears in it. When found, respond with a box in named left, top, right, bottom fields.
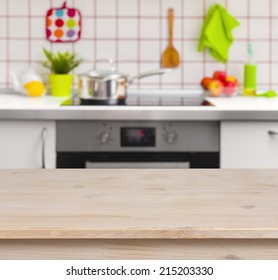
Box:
left=244, top=42, right=257, bottom=96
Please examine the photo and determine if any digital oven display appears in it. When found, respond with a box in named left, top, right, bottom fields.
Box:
left=121, top=128, right=156, bottom=147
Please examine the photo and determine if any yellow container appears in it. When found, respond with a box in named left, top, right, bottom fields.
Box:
left=49, top=74, right=73, bottom=97
left=243, top=64, right=257, bottom=96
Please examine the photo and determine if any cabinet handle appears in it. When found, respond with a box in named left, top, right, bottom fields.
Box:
left=268, top=130, right=278, bottom=136
left=42, top=127, right=47, bottom=169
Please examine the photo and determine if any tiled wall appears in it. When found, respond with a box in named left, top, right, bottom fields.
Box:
left=0, top=0, right=277, bottom=90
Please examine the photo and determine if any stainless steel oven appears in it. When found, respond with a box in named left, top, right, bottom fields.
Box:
left=57, top=121, right=220, bottom=168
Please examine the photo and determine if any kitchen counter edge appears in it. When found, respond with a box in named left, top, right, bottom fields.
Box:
left=0, top=92, right=278, bottom=120
left=1, top=108, right=278, bottom=121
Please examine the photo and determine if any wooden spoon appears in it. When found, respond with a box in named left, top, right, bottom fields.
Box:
left=161, top=8, right=180, bottom=68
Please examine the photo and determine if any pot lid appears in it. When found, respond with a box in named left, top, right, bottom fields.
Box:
left=88, top=69, right=127, bottom=78
left=79, top=71, right=127, bottom=81
left=86, top=59, right=128, bottom=80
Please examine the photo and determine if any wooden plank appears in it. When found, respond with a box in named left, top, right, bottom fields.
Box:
left=0, top=239, right=278, bottom=260
left=0, top=169, right=278, bottom=239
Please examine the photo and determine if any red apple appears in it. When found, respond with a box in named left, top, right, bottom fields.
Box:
left=201, top=77, right=213, bottom=90
left=208, top=79, right=224, bottom=97
left=224, top=81, right=237, bottom=96
left=213, top=71, right=227, bottom=83
left=225, top=76, right=238, bottom=86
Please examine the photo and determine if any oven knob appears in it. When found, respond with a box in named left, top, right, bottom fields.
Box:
left=164, top=131, right=178, bottom=144
left=99, top=132, right=111, bottom=144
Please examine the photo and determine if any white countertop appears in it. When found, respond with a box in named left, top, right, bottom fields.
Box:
left=0, top=92, right=65, bottom=109
left=207, top=96, right=278, bottom=110
left=0, top=90, right=278, bottom=120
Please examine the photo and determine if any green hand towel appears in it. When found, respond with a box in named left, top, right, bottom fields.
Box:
left=198, top=4, right=240, bottom=63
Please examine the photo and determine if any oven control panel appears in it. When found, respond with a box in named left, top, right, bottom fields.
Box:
left=57, top=121, right=219, bottom=152
left=162, top=124, right=178, bottom=145
left=121, top=127, right=156, bottom=147
left=97, top=125, right=113, bottom=145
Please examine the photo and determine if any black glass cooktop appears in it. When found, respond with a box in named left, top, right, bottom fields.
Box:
left=61, top=95, right=213, bottom=107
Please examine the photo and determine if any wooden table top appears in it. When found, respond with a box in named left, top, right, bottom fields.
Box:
left=0, top=169, right=278, bottom=239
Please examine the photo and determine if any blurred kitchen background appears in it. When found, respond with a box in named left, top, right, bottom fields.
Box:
left=0, top=0, right=277, bottom=91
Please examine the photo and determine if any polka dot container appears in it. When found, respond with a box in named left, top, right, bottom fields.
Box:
left=46, top=2, right=82, bottom=43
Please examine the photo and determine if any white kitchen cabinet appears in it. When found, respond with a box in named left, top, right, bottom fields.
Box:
left=0, top=121, right=56, bottom=168
left=221, top=122, right=278, bottom=168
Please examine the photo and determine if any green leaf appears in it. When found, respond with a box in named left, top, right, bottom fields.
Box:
left=40, top=48, right=83, bottom=74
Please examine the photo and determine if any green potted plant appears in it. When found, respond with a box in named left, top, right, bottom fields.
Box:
left=41, top=48, right=82, bottom=97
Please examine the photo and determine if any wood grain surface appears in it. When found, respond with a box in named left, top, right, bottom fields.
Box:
left=0, top=169, right=278, bottom=239
left=1, top=239, right=278, bottom=260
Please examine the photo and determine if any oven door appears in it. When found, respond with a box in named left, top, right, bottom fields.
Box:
left=57, top=152, right=219, bottom=169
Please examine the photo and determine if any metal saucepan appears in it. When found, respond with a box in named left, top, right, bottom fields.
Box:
left=78, top=59, right=170, bottom=105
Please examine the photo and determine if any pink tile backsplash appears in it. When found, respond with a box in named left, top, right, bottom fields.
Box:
left=0, top=0, right=277, bottom=90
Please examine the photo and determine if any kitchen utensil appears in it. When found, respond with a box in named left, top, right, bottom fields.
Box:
left=10, top=67, right=46, bottom=97
left=161, top=8, right=180, bottom=68
left=46, top=1, right=82, bottom=43
left=256, top=91, right=277, bottom=98
left=78, top=59, right=170, bottom=105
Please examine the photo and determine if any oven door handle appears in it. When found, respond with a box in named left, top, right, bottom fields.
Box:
left=41, top=127, right=47, bottom=169
left=85, top=161, right=190, bottom=169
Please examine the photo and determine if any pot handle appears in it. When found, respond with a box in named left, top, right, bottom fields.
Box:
left=94, top=59, right=116, bottom=71
left=128, top=68, right=172, bottom=84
